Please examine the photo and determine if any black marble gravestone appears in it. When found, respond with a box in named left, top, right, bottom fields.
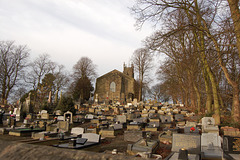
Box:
left=223, top=136, right=240, bottom=154
left=175, top=114, right=184, bottom=122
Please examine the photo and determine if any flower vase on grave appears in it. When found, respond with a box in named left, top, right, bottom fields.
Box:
left=178, top=148, right=188, bottom=160
left=59, top=132, right=65, bottom=140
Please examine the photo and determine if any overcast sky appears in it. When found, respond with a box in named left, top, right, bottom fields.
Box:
left=0, top=0, right=153, bottom=77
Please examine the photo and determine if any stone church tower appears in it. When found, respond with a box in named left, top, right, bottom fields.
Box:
left=123, top=63, right=134, bottom=78
left=94, top=63, right=138, bottom=104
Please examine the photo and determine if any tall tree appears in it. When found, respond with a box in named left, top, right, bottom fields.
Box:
left=0, top=41, right=29, bottom=104
left=227, top=0, right=240, bottom=58
left=131, top=0, right=240, bottom=124
left=131, top=48, right=153, bottom=101
left=71, top=57, right=97, bottom=102
left=72, top=76, right=93, bottom=103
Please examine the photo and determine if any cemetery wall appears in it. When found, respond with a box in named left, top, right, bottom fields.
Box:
left=0, top=140, right=147, bottom=160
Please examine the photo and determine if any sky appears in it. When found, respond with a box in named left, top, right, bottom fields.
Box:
left=0, top=0, right=154, bottom=77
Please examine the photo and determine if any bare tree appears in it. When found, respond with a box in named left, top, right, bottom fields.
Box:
left=52, top=64, right=69, bottom=103
left=131, top=48, right=153, bottom=101
left=25, top=54, right=55, bottom=90
left=54, top=64, right=69, bottom=92
left=72, top=57, right=97, bottom=81
left=227, top=0, right=240, bottom=58
left=151, top=83, right=161, bottom=101
left=131, top=0, right=240, bottom=124
left=0, top=41, right=30, bottom=104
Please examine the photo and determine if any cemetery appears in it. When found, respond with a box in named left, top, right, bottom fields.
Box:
left=1, top=0, right=240, bottom=159
left=0, top=100, right=239, bottom=160
left=0, top=79, right=237, bottom=160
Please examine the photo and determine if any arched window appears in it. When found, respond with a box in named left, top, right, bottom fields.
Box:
left=110, top=82, right=116, bottom=92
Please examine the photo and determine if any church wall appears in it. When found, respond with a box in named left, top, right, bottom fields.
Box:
left=95, top=71, right=122, bottom=102
left=94, top=68, right=138, bottom=103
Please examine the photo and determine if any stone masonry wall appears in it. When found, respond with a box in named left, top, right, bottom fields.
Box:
left=0, top=140, right=148, bottom=160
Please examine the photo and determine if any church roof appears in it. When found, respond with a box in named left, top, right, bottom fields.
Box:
left=96, top=69, right=134, bottom=81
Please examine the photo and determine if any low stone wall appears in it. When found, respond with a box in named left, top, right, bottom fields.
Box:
left=0, top=140, right=147, bottom=160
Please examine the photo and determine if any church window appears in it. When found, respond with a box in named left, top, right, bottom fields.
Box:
left=110, top=82, right=116, bottom=92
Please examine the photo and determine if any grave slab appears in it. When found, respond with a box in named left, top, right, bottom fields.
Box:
left=172, top=133, right=201, bottom=154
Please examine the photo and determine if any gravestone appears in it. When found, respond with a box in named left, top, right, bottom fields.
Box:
left=57, top=121, right=69, bottom=132
left=148, top=121, right=160, bottom=128
left=180, top=110, right=188, bottom=115
left=201, top=133, right=221, bottom=147
left=81, top=133, right=100, bottom=143
left=142, top=109, right=148, bottom=114
left=158, top=110, right=165, bottom=115
left=85, top=114, right=94, bottom=119
left=89, top=108, right=95, bottom=113
left=64, top=111, right=73, bottom=123
left=71, top=127, right=84, bottom=136
left=97, top=111, right=103, bottom=115
left=223, top=136, right=240, bottom=154
left=57, top=116, right=64, bottom=121
left=174, top=114, right=184, bottom=122
left=127, top=138, right=159, bottom=156
left=55, top=110, right=61, bottom=115
left=40, top=110, right=48, bottom=114
left=221, top=126, right=240, bottom=137
left=141, top=113, right=148, bottom=117
left=133, top=117, right=147, bottom=124
left=149, top=113, right=159, bottom=119
left=41, top=113, right=49, bottom=120
left=127, top=122, right=141, bottom=131
left=100, top=128, right=115, bottom=137
left=132, top=98, right=138, bottom=106
left=160, top=115, right=172, bottom=123
left=185, top=121, right=197, bottom=127
left=13, top=108, right=21, bottom=121
left=115, top=115, right=126, bottom=123
left=113, top=123, right=123, bottom=130
left=202, top=117, right=219, bottom=133
left=126, top=113, right=135, bottom=120
left=148, top=109, right=156, bottom=113
left=202, top=117, right=215, bottom=126
left=201, top=133, right=223, bottom=159
left=173, top=109, right=179, bottom=114
left=172, top=133, right=201, bottom=154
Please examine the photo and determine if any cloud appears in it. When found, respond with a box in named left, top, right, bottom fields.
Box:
left=0, top=0, right=153, bottom=76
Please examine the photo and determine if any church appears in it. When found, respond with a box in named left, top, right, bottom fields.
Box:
left=94, top=64, right=139, bottom=104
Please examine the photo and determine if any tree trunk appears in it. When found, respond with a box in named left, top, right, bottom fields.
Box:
left=139, top=80, right=143, bottom=101
left=193, top=82, right=201, bottom=114
left=203, top=69, right=212, bottom=113
left=187, top=71, right=196, bottom=111
left=193, top=0, right=221, bottom=124
left=232, top=85, right=240, bottom=122
left=228, top=0, right=240, bottom=58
